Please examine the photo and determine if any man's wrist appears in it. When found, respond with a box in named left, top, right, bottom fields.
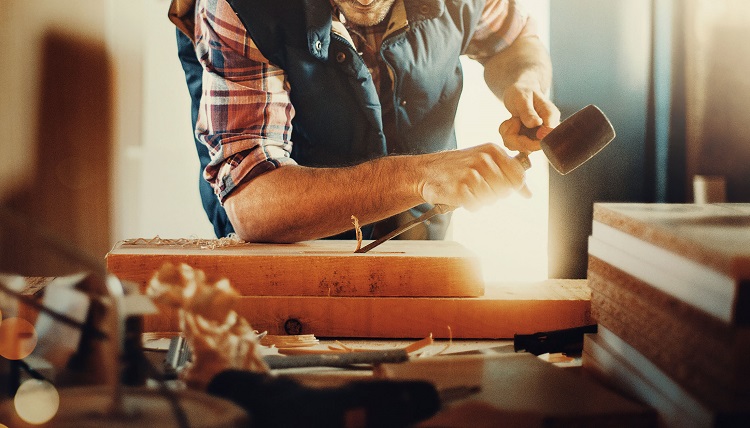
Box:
left=376, top=153, right=431, bottom=207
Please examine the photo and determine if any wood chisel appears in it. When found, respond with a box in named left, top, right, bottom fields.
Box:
left=355, top=104, right=615, bottom=253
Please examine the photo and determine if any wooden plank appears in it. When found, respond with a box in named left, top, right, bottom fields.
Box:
left=142, top=279, right=592, bottom=338
left=106, top=239, right=484, bottom=298
left=588, top=234, right=741, bottom=323
left=593, top=203, right=750, bottom=278
left=592, top=203, right=750, bottom=324
left=588, top=256, right=750, bottom=398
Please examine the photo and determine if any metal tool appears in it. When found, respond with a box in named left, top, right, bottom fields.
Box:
left=355, top=104, right=615, bottom=253
left=163, top=336, right=409, bottom=374
left=355, top=204, right=456, bottom=253
left=514, top=324, right=598, bottom=356
left=263, top=349, right=409, bottom=369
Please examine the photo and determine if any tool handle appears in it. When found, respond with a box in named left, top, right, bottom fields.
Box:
left=207, top=370, right=441, bottom=427
left=520, top=125, right=542, bottom=140
left=514, top=126, right=541, bottom=171
left=514, top=152, right=532, bottom=170
left=520, top=124, right=555, bottom=141
left=514, top=324, right=598, bottom=356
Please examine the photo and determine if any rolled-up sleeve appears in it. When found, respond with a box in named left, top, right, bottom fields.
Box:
left=465, top=0, right=539, bottom=64
left=194, top=0, right=297, bottom=202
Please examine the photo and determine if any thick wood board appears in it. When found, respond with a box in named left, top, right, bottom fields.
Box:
left=106, top=239, right=484, bottom=297
left=141, top=279, right=591, bottom=339
left=593, top=203, right=750, bottom=278
left=588, top=233, right=744, bottom=324
left=588, top=257, right=750, bottom=399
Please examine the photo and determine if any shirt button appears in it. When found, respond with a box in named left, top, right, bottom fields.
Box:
left=314, top=40, right=322, bottom=51
left=336, top=52, right=346, bottom=63
left=419, top=4, right=430, bottom=14
left=400, top=99, right=407, bottom=107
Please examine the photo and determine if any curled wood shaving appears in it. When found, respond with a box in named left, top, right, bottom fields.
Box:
left=351, top=215, right=363, bottom=251
left=146, top=262, right=269, bottom=388
left=404, top=333, right=434, bottom=354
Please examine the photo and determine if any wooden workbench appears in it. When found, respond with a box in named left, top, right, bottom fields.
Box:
left=9, top=277, right=654, bottom=427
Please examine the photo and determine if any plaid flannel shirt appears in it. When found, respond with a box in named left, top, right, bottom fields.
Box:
left=194, top=0, right=537, bottom=201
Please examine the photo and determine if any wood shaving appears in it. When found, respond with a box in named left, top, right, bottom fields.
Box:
left=404, top=334, right=434, bottom=354
left=351, top=215, right=363, bottom=251
left=121, top=234, right=245, bottom=250
left=434, top=326, right=453, bottom=356
left=260, top=334, right=319, bottom=348
left=146, top=262, right=269, bottom=388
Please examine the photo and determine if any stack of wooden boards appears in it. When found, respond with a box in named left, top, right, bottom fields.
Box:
left=583, top=203, right=750, bottom=427
left=106, top=239, right=591, bottom=338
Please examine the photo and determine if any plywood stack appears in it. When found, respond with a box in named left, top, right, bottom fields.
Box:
left=582, top=203, right=750, bottom=427
left=106, top=239, right=592, bottom=339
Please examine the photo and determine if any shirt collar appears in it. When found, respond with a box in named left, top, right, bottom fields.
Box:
left=307, top=0, right=443, bottom=60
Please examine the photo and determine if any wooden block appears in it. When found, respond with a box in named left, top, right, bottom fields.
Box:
left=593, top=203, right=750, bottom=276
left=106, top=239, right=484, bottom=297
left=141, top=279, right=591, bottom=338
left=377, top=353, right=655, bottom=427
left=588, top=256, right=750, bottom=398
left=592, top=203, right=750, bottom=324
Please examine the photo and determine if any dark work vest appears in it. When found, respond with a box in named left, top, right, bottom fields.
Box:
left=224, top=0, right=487, bottom=239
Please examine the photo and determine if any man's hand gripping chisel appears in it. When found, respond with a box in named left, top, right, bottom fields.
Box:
left=355, top=104, right=616, bottom=253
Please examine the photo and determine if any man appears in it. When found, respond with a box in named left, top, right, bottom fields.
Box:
left=172, top=0, right=560, bottom=243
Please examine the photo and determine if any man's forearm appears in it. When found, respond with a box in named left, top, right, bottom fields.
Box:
left=485, top=35, right=559, bottom=152
left=225, top=143, right=529, bottom=243
left=223, top=155, right=425, bottom=243
left=483, top=35, right=553, bottom=102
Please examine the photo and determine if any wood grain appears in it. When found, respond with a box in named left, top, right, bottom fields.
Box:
left=582, top=332, right=750, bottom=427
left=142, top=279, right=592, bottom=339
left=588, top=256, right=750, bottom=398
left=106, top=240, right=484, bottom=297
left=593, top=203, right=750, bottom=279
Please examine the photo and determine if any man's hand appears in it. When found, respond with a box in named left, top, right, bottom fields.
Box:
left=418, top=143, right=530, bottom=212
left=225, top=143, right=532, bottom=243
left=483, top=35, right=560, bottom=152
left=499, top=82, right=560, bottom=152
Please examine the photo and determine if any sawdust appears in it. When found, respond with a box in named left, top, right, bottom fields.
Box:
left=121, top=234, right=245, bottom=250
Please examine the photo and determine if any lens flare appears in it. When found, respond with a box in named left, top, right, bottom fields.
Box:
left=14, top=379, right=60, bottom=424
left=0, top=317, right=37, bottom=360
